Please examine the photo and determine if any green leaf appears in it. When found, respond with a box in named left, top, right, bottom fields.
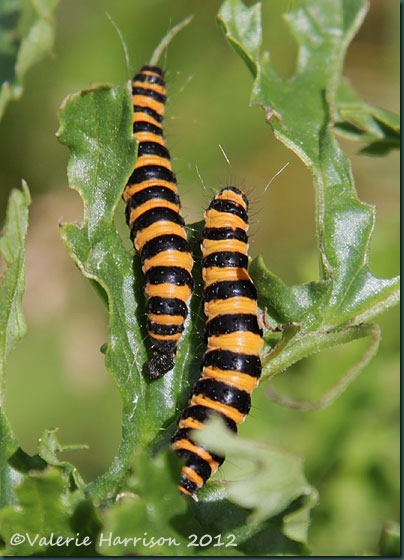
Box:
left=217, top=0, right=261, bottom=77
left=57, top=85, right=205, bottom=500
left=37, top=428, right=87, bottom=491
left=194, top=417, right=317, bottom=536
left=192, top=490, right=310, bottom=556
left=218, top=0, right=399, bottom=380
left=57, top=84, right=147, bottom=499
left=251, top=255, right=328, bottom=326
left=0, top=467, right=82, bottom=556
left=98, top=450, right=190, bottom=556
left=100, top=446, right=309, bottom=556
left=0, top=0, right=59, bottom=120
left=0, top=409, right=21, bottom=508
left=335, top=79, right=400, bottom=155
left=0, top=183, right=30, bottom=398
left=282, top=489, right=319, bottom=544
left=51, top=5, right=399, bottom=554
left=0, top=183, right=30, bottom=507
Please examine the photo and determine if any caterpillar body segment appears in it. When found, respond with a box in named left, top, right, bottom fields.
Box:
left=124, top=65, right=193, bottom=379
left=172, top=187, right=263, bottom=495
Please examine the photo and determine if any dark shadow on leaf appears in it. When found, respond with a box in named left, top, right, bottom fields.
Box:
left=172, top=222, right=206, bottom=406
left=8, top=447, right=47, bottom=473
left=171, top=492, right=309, bottom=555
left=129, top=253, right=150, bottom=377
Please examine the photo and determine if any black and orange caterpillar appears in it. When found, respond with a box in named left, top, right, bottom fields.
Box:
left=123, top=65, right=194, bottom=379
left=171, top=187, right=263, bottom=495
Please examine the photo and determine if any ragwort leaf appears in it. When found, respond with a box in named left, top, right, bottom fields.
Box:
left=57, top=84, right=150, bottom=498
left=217, top=0, right=261, bottom=77
left=335, top=79, right=400, bottom=155
left=194, top=417, right=317, bottom=536
left=98, top=450, right=190, bottom=556
left=218, top=0, right=399, bottom=380
left=37, top=428, right=87, bottom=491
left=0, top=467, right=82, bottom=556
left=57, top=84, right=203, bottom=500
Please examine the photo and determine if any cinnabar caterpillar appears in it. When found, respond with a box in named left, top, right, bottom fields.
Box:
left=171, top=186, right=263, bottom=495
left=123, top=65, right=193, bottom=379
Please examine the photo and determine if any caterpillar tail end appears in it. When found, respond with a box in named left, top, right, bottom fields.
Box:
left=178, top=472, right=199, bottom=501
left=145, top=351, right=175, bottom=379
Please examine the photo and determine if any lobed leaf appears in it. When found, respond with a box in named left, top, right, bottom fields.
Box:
left=217, top=0, right=261, bottom=77
left=57, top=85, right=204, bottom=500
left=335, top=79, right=400, bottom=155
left=101, top=451, right=291, bottom=556
left=194, top=417, right=317, bottom=536
left=37, top=428, right=87, bottom=491
left=0, top=467, right=82, bottom=555
left=191, top=490, right=310, bottom=556
left=218, top=0, right=399, bottom=380
left=98, top=450, right=190, bottom=556
left=49, top=3, right=399, bottom=553
left=99, top=443, right=310, bottom=556
left=57, top=84, right=149, bottom=499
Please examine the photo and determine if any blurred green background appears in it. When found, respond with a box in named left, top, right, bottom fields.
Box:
left=0, top=0, right=399, bottom=556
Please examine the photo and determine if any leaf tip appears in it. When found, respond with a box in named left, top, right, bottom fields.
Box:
left=20, top=180, right=32, bottom=205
